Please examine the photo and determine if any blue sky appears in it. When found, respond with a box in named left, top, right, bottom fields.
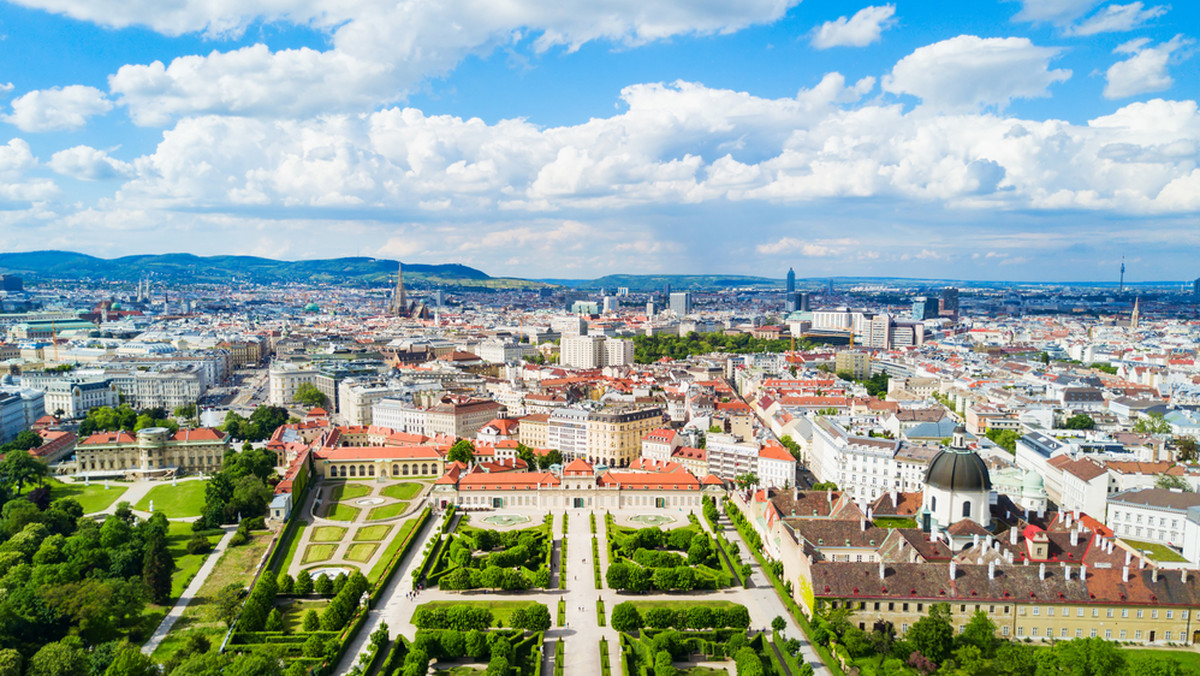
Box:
left=0, top=0, right=1198, bottom=282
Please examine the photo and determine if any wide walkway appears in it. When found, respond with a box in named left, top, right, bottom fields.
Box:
left=142, top=525, right=240, bottom=655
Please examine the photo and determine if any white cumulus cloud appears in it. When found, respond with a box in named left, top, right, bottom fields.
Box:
left=1103, top=35, right=1192, bottom=99
left=4, top=85, right=113, bottom=132
left=1011, top=0, right=1100, bottom=25
left=1066, top=2, right=1168, bottom=36
left=811, top=5, right=896, bottom=49
left=882, top=35, right=1071, bottom=111
left=49, top=146, right=134, bottom=181
left=92, top=0, right=800, bottom=125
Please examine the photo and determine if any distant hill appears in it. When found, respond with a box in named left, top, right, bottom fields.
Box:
left=565, top=274, right=783, bottom=292
left=0, top=251, right=551, bottom=289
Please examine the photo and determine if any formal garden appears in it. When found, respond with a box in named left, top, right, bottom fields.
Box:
left=604, top=513, right=736, bottom=592
left=290, top=479, right=427, bottom=574
left=421, top=514, right=554, bottom=591
left=617, top=625, right=801, bottom=676
left=398, top=601, right=549, bottom=676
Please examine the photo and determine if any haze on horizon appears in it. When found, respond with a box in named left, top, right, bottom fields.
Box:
left=0, top=0, right=1197, bottom=283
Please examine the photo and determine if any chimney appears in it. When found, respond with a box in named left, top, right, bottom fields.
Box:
left=1125, top=551, right=1132, bottom=566
left=1140, top=556, right=1146, bottom=569
left=1123, top=566, right=1129, bottom=582
left=1038, top=506, right=1045, bottom=519
left=827, top=488, right=832, bottom=503
left=879, top=562, right=886, bottom=580
left=1023, top=557, right=1030, bottom=566
left=860, top=518, right=866, bottom=532
left=793, top=486, right=798, bottom=502
left=1039, top=562, right=1047, bottom=580
left=891, top=489, right=898, bottom=506
left=1183, top=569, right=1189, bottom=583
left=973, top=533, right=980, bottom=548
left=988, top=561, right=996, bottom=580
left=1153, top=568, right=1159, bottom=583
left=1010, top=527, right=1019, bottom=545
left=1064, top=512, right=1072, bottom=529
left=1065, top=566, right=1071, bottom=581
left=1071, top=530, right=1078, bottom=547
left=1080, top=564, right=1087, bottom=580
left=950, top=561, right=957, bottom=580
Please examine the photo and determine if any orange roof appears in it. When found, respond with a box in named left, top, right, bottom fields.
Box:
left=563, top=458, right=594, bottom=475
left=482, top=418, right=520, bottom=434
left=459, top=471, right=561, bottom=490
left=172, top=428, right=226, bottom=442
left=316, top=445, right=443, bottom=461
left=598, top=470, right=700, bottom=490
left=702, top=474, right=725, bottom=486
left=80, top=431, right=136, bottom=445
left=308, top=408, right=329, bottom=416
left=759, top=443, right=794, bottom=462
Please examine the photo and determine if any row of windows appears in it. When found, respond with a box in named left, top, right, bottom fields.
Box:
left=1014, top=627, right=1174, bottom=641
left=832, top=600, right=1188, bottom=622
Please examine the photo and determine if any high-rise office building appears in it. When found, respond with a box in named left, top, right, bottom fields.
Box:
left=785, top=292, right=801, bottom=313
left=911, top=296, right=938, bottom=321
left=602, top=296, right=618, bottom=314
left=941, top=287, right=959, bottom=317
left=799, top=292, right=811, bottom=312
left=786, top=267, right=795, bottom=293
left=670, top=292, right=693, bottom=316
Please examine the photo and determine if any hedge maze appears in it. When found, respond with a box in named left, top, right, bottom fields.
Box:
left=428, top=516, right=554, bottom=591
left=603, top=514, right=733, bottom=592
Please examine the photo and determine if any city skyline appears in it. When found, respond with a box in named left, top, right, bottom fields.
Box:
left=1, top=0, right=1199, bottom=280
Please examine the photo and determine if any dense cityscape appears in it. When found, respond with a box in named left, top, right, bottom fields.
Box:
left=0, top=257, right=1198, bottom=676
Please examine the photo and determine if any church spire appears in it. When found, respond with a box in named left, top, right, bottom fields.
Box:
left=387, top=260, right=407, bottom=316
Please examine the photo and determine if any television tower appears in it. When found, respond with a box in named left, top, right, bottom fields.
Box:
left=1119, top=256, right=1125, bottom=294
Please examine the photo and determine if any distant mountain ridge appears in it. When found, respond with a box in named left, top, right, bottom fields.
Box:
left=0, top=251, right=549, bottom=288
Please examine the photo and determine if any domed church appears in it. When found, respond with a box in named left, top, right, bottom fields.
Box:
left=919, top=425, right=992, bottom=534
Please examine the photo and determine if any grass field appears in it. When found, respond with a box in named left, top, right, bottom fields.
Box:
left=368, top=515, right=423, bottom=583
left=330, top=482, right=372, bottom=502
left=135, top=480, right=208, bottom=518
left=302, top=544, right=337, bottom=564
left=325, top=503, right=361, bottom=521
left=48, top=478, right=130, bottom=514
left=165, top=521, right=221, bottom=599
left=277, top=522, right=307, bottom=576
left=382, top=482, right=423, bottom=501
left=354, top=525, right=393, bottom=541
left=311, top=526, right=348, bottom=542
left=150, top=532, right=272, bottom=662
left=345, top=543, right=379, bottom=563
left=1120, top=538, right=1189, bottom=563
left=367, top=501, right=408, bottom=520
left=412, top=600, right=534, bottom=626
left=681, top=668, right=727, bottom=676
left=280, top=598, right=330, bottom=633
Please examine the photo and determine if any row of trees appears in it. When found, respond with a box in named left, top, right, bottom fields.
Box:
left=610, top=603, right=750, bottom=632
left=220, top=406, right=290, bottom=442
left=79, top=405, right=179, bottom=436
left=632, top=332, right=811, bottom=364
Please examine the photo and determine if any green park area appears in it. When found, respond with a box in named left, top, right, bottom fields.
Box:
left=311, top=525, right=347, bottom=542
left=302, top=544, right=337, bottom=565
left=48, top=478, right=129, bottom=514
left=382, top=482, right=423, bottom=500
left=345, top=543, right=378, bottom=562
left=367, top=501, right=408, bottom=520
left=353, top=525, right=392, bottom=541
left=412, top=600, right=542, bottom=627
left=324, top=503, right=361, bottom=521
left=135, top=480, right=208, bottom=518
left=330, top=482, right=372, bottom=502
left=425, top=517, right=553, bottom=590
left=165, top=521, right=222, bottom=599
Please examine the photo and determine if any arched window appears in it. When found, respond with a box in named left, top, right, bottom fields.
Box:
left=402, top=465, right=409, bottom=476
left=359, top=465, right=366, bottom=477
left=393, top=464, right=399, bottom=475
left=368, top=465, right=375, bottom=476
left=962, top=501, right=971, bottom=518
left=349, top=465, right=356, bottom=477
left=422, top=463, right=429, bottom=475
left=930, top=495, right=937, bottom=511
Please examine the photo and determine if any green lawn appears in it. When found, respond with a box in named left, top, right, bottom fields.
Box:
left=354, top=525, right=393, bottom=541
left=681, top=668, right=727, bottom=676
left=1120, top=539, right=1189, bottom=563
left=280, top=598, right=330, bottom=633
left=330, top=482, right=372, bottom=502
left=382, top=482, right=423, bottom=500
left=311, top=526, right=348, bottom=542
left=872, top=517, right=918, bottom=529
left=302, top=544, right=337, bottom=564
left=277, top=522, right=308, bottom=576
left=413, top=600, right=534, bottom=626
left=134, top=480, right=208, bottom=518
left=48, top=478, right=130, bottom=514
left=367, top=501, right=408, bottom=520
left=165, top=521, right=221, bottom=599
left=367, top=515, right=422, bottom=583
left=150, top=532, right=272, bottom=663
left=325, top=503, right=361, bottom=521
left=1122, top=649, right=1200, bottom=670
left=345, top=543, right=379, bottom=562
